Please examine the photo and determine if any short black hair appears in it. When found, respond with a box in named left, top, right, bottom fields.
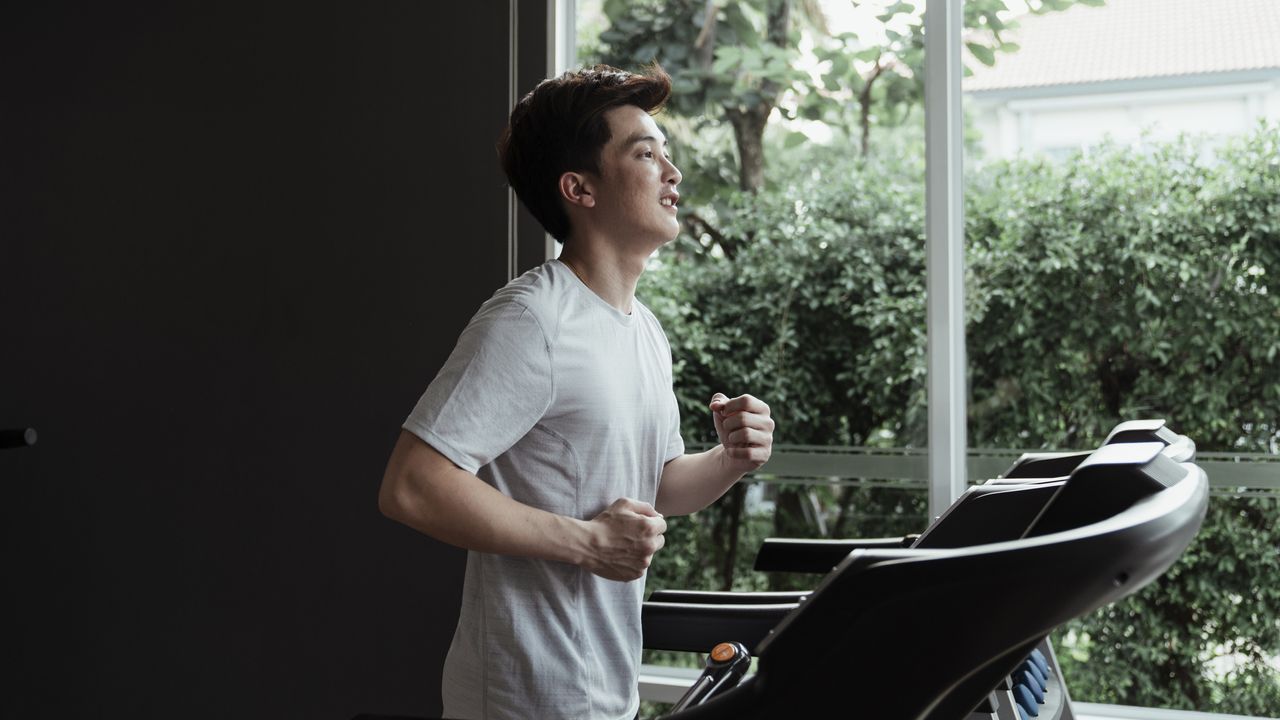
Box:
left=497, top=64, right=672, bottom=242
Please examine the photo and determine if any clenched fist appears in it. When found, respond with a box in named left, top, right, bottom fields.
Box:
left=710, top=393, right=774, bottom=474
left=581, top=498, right=667, bottom=582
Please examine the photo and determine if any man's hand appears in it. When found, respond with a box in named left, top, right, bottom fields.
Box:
left=653, top=395, right=774, bottom=516
left=710, top=393, right=774, bottom=474
left=581, top=498, right=667, bottom=581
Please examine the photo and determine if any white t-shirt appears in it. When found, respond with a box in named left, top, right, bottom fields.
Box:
left=403, top=259, right=685, bottom=720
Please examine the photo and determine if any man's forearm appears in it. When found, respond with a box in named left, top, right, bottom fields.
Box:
left=379, top=431, right=590, bottom=566
left=655, top=393, right=774, bottom=516
left=654, top=446, right=745, bottom=516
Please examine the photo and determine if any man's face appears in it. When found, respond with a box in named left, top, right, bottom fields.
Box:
left=588, top=105, right=683, bottom=247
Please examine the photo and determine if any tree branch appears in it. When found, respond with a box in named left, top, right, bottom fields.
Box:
left=684, top=209, right=737, bottom=260
left=695, top=0, right=717, bottom=71
left=858, top=58, right=887, bottom=157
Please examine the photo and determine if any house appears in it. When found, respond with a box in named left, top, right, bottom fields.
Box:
left=964, top=0, right=1280, bottom=160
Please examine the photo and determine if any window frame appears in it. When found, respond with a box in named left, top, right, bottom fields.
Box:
left=534, top=0, right=973, bottom=517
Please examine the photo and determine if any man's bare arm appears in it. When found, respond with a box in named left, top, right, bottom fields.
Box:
left=655, top=446, right=742, bottom=516
left=378, top=430, right=666, bottom=581
left=655, top=393, right=774, bottom=517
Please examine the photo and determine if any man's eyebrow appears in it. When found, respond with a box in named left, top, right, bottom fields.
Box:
left=623, top=132, right=669, bottom=147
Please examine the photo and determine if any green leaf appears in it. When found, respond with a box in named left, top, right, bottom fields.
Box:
left=1037, top=0, right=1074, bottom=12
left=783, top=131, right=809, bottom=149
left=711, top=46, right=742, bottom=75
left=723, top=3, right=761, bottom=47
left=602, top=0, right=629, bottom=22
left=855, top=47, right=883, bottom=63
left=966, top=41, right=997, bottom=66
left=828, top=52, right=851, bottom=79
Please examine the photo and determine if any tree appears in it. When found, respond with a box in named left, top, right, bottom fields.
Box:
left=595, top=0, right=1103, bottom=192
left=639, top=125, right=1280, bottom=715
left=585, top=9, right=1280, bottom=712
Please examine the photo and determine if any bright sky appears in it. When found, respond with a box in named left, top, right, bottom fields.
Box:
left=818, top=0, right=912, bottom=43
left=818, top=0, right=1030, bottom=40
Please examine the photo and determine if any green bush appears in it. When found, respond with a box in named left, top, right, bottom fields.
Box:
left=965, top=129, right=1280, bottom=715
left=641, top=125, right=1280, bottom=715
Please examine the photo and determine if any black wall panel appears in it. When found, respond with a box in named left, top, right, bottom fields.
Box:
left=0, top=2, right=521, bottom=717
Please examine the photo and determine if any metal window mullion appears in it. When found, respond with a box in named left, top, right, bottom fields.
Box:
left=924, top=0, right=968, bottom=520
left=507, top=0, right=521, bottom=280
left=547, top=0, right=576, bottom=261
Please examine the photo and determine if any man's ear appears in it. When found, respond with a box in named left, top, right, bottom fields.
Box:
left=558, top=171, right=595, bottom=209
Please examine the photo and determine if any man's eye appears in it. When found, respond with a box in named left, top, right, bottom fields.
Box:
left=642, top=150, right=654, bottom=158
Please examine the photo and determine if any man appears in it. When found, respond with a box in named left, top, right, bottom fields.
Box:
left=378, top=65, right=774, bottom=720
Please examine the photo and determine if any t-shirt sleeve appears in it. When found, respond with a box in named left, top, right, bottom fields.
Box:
left=664, top=388, right=685, bottom=463
left=403, top=299, right=553, bottom=475
left=644, top=306, right=685, bottom=464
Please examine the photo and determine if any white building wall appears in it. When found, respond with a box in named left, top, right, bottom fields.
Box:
left=968, top=78, right=1280, bottom=162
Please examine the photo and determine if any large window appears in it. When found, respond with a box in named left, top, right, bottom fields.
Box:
left=962, top=1, right=1280, bottom=714
left=569, top=0, right=1280, bottom=716
left=577, top=0, right=932, bottom=608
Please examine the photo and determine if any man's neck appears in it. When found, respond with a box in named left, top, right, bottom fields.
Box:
left=557, top=239, right=648, bottom=315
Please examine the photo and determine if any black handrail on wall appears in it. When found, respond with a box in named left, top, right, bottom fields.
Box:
left=0, top=427, right=37, bottom=450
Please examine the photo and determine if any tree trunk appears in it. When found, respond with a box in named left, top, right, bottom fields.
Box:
left=832, top=485, right=856, bottom=538
left=719, top=483, right=747, bottom=591
left=768, top=486, right=812, bottom=590
left=720, top=0, right=791, bottom=193
left=726, top=107, right=770, bottom=192
left=695, top=0, right=717, bottom=71
left=858, top=61, right=886, bottom=158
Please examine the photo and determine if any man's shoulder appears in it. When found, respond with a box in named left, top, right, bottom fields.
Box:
left=631, top=296, right=670, bottom=337
left=496, top=259, right=566, bottom=301
left=630, top=296, right=660, bottom=324
left=475, top=260, right=573, bottom=339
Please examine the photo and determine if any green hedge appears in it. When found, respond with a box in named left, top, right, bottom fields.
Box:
left=640, top=125, right=1280, bottom=715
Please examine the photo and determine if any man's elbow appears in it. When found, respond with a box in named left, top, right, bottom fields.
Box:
left=378, top=431, right=425, bottom=522
left=377, top=433, right=454, bottom=531
left=378, top=475, right=404, bottom=520
left=378, top=465, right=420, bottom=524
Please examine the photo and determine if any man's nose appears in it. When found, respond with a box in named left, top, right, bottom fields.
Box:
left=663, top=157, right=682, bottom=186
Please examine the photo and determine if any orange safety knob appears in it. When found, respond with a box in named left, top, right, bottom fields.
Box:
left=711, top=642, right=737, bottom=663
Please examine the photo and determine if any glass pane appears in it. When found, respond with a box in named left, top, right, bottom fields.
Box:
left=576, top=0, right=932, bottom=549
left=963, top=1, right=1280, bottom=714
left=576, top=4, right=932, bottom=713
left=1054, top=492, right=1280, bottom=714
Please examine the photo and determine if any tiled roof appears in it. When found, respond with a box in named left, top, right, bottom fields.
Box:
left=963, top=0, right=1280, bottom=93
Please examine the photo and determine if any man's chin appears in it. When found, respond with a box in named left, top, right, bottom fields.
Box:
left=643, top=233, right=679, bottom=259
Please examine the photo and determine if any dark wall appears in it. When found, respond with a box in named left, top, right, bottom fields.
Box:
left=0, top=2, right=527, bottom=717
